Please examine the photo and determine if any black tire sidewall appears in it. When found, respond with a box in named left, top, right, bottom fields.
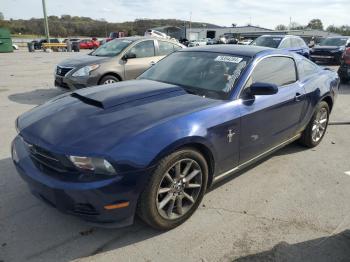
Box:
left=137, top=148, right=208, bottom=230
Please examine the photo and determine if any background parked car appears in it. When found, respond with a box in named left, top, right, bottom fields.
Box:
left=338, top=42, right=350, bottom=83
left=179, top=38, right=190, bottom=46
left=55, top=37, right=185, bottom=90
left=238, top=39, right=253, bottom=45
left=188, top=39, right=207, bottom=47
left=144, top=29, right=168, bottom=39
left=250, top=35, right=310, bottom=58
left=106, top=31, right=127, bottom=42
left=32, top=38, right=60, bottom=49
left=79, top=38, right=100, bottom=49
left=310, top=36, right=350, bottom=64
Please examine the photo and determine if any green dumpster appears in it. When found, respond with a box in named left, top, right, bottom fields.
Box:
left=0, top=28, right=14, bottom=53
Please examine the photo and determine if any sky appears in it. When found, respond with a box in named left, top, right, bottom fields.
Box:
left=2, top=0, right=349, bottom=29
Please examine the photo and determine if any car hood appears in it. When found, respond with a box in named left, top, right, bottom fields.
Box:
left=58, top=54, right=111, bottom=67
left=18, top=80, right=221, bottom=154
left=312, top=46, right=342, bottom=51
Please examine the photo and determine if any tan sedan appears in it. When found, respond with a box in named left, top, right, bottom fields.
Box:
left=54, top=36, right=185, bottom=90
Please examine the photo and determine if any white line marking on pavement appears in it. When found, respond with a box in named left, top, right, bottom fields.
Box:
left=344, top=171, right=350, bottom=176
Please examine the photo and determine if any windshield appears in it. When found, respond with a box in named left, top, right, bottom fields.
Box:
left=139, top=51, right=250, bottom=99
left=251, top=36, right=282, bottom=48
left=91, top=39, right=132, bottom=57
left=318, top=38, right=348, bottom=47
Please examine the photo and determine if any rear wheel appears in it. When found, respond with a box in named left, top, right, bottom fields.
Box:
left=137, top=149, right=208, bottom=230
left=99, top=75, right=119, bottom=85
left=299, top=101, right=329, bottom=148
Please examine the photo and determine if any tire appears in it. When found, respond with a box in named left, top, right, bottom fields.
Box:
left=299, top=101, right=329, bottom=148
left=99, top=75, right=119, bottom=85
left=339, top=76, right=348, bottom=84
left=137, top=148, right=208, bottom=230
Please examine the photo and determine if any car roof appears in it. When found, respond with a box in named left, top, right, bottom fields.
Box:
left=180, top=45, right=273, bottom=57
left=111, top=36, right=181, bottom=45
left=326, top=36, right=350, bottom=39
left=259, top=34, right=300, bottom=39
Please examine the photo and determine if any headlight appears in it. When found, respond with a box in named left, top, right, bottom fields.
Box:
left=69, top=156, right=116, bottom=176
left=72, top=64, right=100, bottom=77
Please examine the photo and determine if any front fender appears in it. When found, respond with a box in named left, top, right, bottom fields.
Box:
left=109, top=118, right=215, bottom=173
left=148, top=136, right=217, bottom=168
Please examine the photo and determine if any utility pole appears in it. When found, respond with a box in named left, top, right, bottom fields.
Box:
left=289, top=16, right=292, bottom=31
left=189, top=11, right=192, bottom=40
left=42, top=0, right=50, bottom=42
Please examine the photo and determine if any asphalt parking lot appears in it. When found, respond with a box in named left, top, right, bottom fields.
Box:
left=1, top=49, right=350, bottom=262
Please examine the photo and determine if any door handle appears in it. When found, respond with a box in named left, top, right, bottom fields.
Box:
left=150, top=61, right=156, bottom=66
left=295, top=93, right=303, bottom=101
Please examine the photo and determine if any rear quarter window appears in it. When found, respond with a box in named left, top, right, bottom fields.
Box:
left=298, top=59, right=319, bottom=80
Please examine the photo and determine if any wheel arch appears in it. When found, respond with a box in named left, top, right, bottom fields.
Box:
left=321, top=95, right=334, bottom=112
left=149, top=137, right=217, bottom=188
left=98, top=72, right=123, bottom=84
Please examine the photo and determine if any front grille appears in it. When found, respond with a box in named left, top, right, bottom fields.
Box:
left=312, top=50, right=332, bottom=56
left=25, top=141, right=76, bottom=176
left=56, top=66, right=73, bottom=76
left=73, top=203, right=99, bottom=216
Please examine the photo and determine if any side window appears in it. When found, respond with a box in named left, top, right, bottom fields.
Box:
left=279, top=38, right=291, bottom=48
left=128, top=40, right=155, bottom=58
left=249, top=57, right=297, bottom=87
left=291, top=38, right=300, bottom=48
left=298, top=59, right=319, bottom=79
left=158, top=41, right=176, bottom=56
left=298, top=38, right=306, bottom=47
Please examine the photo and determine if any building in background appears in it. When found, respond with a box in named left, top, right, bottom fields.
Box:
left=150, top=25, right=340, bottom=43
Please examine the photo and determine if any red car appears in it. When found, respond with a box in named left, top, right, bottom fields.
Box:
left=338, top=43, right=350, bottom=83
left=79, top=38, right=100, bottom=49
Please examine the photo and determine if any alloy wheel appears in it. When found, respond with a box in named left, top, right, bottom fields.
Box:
left=311, top=107, right=328, bottom=142
left=156, top=159, right=203, bottom=220
left=103, top=79, right=116, bottom=84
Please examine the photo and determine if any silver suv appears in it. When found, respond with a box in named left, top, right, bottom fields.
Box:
left=55, top=37, right=185, bottom=90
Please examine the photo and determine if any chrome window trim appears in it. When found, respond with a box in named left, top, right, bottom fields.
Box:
left=237, top=54, right=298, bottom=99
left=213, top=133, right=301, bottom=183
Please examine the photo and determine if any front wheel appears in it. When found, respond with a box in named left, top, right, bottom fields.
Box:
left=99, top=75, right=119, bottom=85
left=299, top=101, right=329, bottom=148
left=137, top=149, right=208, bottom=230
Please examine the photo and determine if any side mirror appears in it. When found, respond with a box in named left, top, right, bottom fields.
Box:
left=123, top=52, right=136, bottom=60
left=248, top=82, right=278, bottom=96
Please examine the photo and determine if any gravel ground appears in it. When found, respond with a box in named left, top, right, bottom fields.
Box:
left=0, top=49, right=350, bottom=262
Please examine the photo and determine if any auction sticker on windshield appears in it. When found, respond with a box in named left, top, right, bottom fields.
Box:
left=215, top=56, right=243, bottom=63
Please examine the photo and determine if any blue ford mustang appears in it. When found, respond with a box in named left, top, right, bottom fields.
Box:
left=12, top=45, right=339, bottom=230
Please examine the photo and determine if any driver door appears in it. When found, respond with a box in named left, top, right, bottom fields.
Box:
left=123, top=40, right=157, bottom=80
left=239, top=56, right=306, bottom=163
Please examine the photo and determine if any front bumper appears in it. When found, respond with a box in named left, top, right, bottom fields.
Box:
left=310, top=52, right=342, bottom=63
left=54, top=74, right=100, bottom=90
left=11, top=135, right=151, bottom=227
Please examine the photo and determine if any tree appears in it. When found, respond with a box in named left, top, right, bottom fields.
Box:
left=275, top=24, right=287, bottom=30
left=307, top=19, right=323, bottom=30
left=0, top=12, right=4, bottom=20
left=289, top=22, right=304, bottom=30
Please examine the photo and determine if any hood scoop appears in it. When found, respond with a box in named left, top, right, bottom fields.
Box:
left=71, top=80, right=184, bottom=109
left=71, top=92, right=104, bottom=108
